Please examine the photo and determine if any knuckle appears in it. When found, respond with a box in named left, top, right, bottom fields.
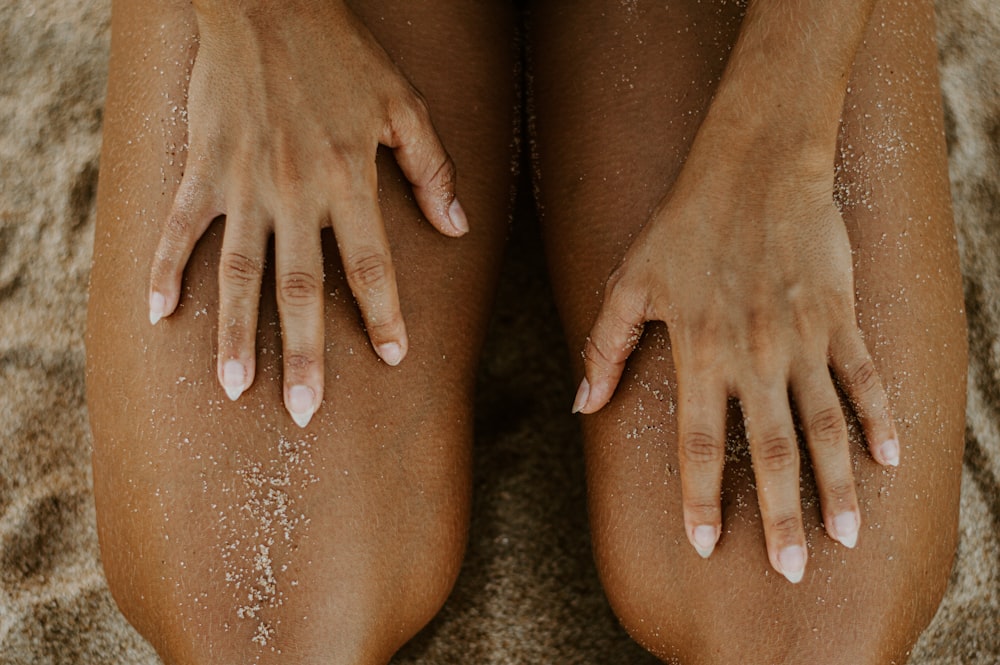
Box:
left=807, top=406, right=848, bottom=450
left=824, top=480, right=856, bottom=508
left=429, top=154, right=456, bottom=191
left=848, top=358, right=879, bottom=394
left=768, top=514, right=803, bottom=540
left=402, top=88, right=433, bottom=125
left=386, top=88, right=433, bottom=142
left=346, top=251, right=392, bottom=292
left=164, top=211, right=192, bottom=241
left=283, top=352, right=317, bottom=373
left=681, top=430, right=723, bottom=465
left=220, top=252, right=264, bottom=289
left=583, top=334, right=622, bottom=371
left=278, top=271, right=321, bottom=306
left=604, top=268, right=631, bottom=304
left=756, top=434, right=798, bottom=473
left=365, top=310, right=403, bottom=339
left=684, top=498, right=720, bottom=521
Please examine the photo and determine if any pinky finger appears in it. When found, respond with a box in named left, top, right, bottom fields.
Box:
left=831, top=330, right=899, bottom=466
left=149, top=174, right=220, bottom=324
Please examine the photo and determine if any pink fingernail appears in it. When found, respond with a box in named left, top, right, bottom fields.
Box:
left=693, top=525, right=719, bottom=559
left=831, top=511, right=859, bottom=549
left=288, top=385, right=316, bottom=428
left=572, top=377, right=590, bottom=414
left=449, top=199, right=469, bottom=235
left=377, top=342, right=403, bottom=366
left=778, top=545, right=806, bottom=584
left=222, top=360, right=247, bottom=401
left=149, top=292, right=166, bottom=325
left=879, top=439, right=900, bottom=467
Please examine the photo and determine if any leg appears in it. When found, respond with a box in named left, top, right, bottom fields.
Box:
left=87, top=2, right=516, bottom=662
left=530, top=1, right=965, bottom=662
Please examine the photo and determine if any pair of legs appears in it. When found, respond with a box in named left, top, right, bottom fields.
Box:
left=88, top=1, right=966, bottom=664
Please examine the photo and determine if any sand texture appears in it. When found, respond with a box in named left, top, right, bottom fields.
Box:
left=1, top=1, right=998, bottom=663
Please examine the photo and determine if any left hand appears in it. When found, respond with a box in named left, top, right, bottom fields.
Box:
left=572, top=135, right=899, bottom=583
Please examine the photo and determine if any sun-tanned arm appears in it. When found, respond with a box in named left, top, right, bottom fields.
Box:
left=576, top=0, right=896, bottom=584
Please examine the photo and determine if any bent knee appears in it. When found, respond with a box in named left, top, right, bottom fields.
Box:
left=93, top=421, right=470, bottom=665
left=590, top=510, right=956, bottom=665
left=100, top=494, right=466, bottom=665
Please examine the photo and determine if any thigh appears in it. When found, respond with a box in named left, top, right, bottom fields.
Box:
left=530, top=1, right=966, bottom=663
left=87, top=2, right=516, bottom=663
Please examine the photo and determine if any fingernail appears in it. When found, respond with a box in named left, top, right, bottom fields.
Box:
left=777, top=545, right=806, bottom=584
left=149, top=292, right=166, bottom=325
left=572, top=377, right=590, bottom=414
left=449, top=198, right=469, bottom=235
left=222, top=360, right=247, bottom=401
left=831, top=511, right=859, bottom=549
left=692, top=525, right=719, bottom=559
left=288, top=385, right=316, bottom=428
left=879, top=438, right=900, bottom=467
left=377, top=342, right=403, bottom=366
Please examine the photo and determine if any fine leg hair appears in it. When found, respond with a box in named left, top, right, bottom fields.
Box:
left=529, top=1, right=966, bottom=663
left=87, top=1, right=516, bottom=663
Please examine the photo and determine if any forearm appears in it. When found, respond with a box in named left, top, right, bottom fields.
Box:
left=700, top=0, right=877, bottom=162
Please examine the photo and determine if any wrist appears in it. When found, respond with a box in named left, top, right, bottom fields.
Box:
left=692, top=96, right=839, bottom=186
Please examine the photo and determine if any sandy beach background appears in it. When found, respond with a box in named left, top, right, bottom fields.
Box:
left=1, top=1, right=998, bottom=663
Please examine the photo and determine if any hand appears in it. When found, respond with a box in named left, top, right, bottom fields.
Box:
left=147, top=1, right=467, bottom=427
left=572, top=138, right=899, bottom=583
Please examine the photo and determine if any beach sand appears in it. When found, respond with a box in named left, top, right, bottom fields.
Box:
left=1, top=1, right=998, bottom=662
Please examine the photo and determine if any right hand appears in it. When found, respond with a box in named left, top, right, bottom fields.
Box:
left=148, top=1, right=467, bottom=427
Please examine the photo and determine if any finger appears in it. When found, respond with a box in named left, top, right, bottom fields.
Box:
left=383, top=88, right=467, bottom=237
left=275, top=218, right=325, bottom=428
left=574, top=271, right=645, bottom=415
left=330, top=166, right=408, bottom=368
left=216, top=211, right=269, bottom=402
left=791, top=362, right=860, bottom=549
left=675, top=365, right=728, bottom=559
left=830, top=329, right=899, bottom=467
left=741, top=385, right=808, bottom=584
left=149, top=170, right=220, bottom=324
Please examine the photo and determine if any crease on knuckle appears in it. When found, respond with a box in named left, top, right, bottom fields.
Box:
left=824, top=480, right=856, bottom=508
left=423, top=153, right=456, bottom=193
left=807, top=406, right=847, bottom=450
left=769, top=514, right=802, bottom=540
left=364, top=310, right=403, bottom=340
left=221, top=252, right=264, bottom=289
left=345, top=251, right=391, bottom=292
left=284, top=352, right=316, bottom=373
left=386, top=88, right=432, bottom=143
left=681, top=430, right=723, bottom=466
left=278, top=271, right=321, bottom=306
left=756, top=434, right=798, bottom=473
left=164, top=212, right=192, bottom=242
left=583, top=334, right=624, bottom=373
left=848, top=358, right=879, bottom=395
left=401, top=89, right=432, bottom=127
left=604, top=268, right=630, bottom=304
left=684, top=498, right=720, bottom=521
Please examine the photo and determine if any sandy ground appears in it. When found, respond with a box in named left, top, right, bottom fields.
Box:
left=1, top=1, right=998, bottom=663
